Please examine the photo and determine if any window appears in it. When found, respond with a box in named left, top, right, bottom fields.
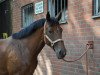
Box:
left=48, top=0, right=67, bottom=23
left=22, top=3, right=34, bottom=28
left=93, top=0, right=100, bottom=17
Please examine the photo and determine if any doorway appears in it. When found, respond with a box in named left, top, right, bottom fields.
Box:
left=0, top=0, right=12, bottom=39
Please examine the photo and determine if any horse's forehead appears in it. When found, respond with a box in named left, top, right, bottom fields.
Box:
left=47, top=17, right=59, bottom=25
left=50, top=25, right=61, bottom=31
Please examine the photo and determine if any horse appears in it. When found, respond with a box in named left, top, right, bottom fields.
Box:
left=0, top=12, right=66, bottom=75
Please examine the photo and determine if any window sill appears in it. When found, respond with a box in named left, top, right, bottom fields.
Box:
left=59, top=20, right=68, bottom=25
left=92, top=15, right=100, bottom=19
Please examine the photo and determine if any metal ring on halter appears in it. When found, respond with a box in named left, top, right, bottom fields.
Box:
left=44, top=21, right=63, bottom=47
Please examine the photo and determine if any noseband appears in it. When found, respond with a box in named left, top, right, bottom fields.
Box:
left=44, top=21, right=63, bottom=47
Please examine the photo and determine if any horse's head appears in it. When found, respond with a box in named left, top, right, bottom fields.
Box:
left=44, top=12, right=66, bottom=59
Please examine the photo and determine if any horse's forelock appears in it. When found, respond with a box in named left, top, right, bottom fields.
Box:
left=12, top=17, right=59, bottom=39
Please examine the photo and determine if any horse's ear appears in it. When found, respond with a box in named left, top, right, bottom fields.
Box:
left=56, top=11, right=62, bottom=21
left=46, top=11, right=50, bottom=21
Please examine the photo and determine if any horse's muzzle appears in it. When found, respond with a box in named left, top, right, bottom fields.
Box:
left=53, top=41, right=66, bottom=59
left=57, top=49, right=66, bottom=59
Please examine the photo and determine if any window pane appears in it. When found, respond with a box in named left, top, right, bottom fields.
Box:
left=55, top=0, right=57, bottom=16
left=58, top=0, right=61, bottom=13
left=60, top=0, right=67, bottom=23
left=93, top=0, right=96, bottom=15
left=62, top=0, right=65, bottom=10
left=98, top=0, right=100, bottom=13
left=93, top=0, right=100, bottom=16
left=65, top=0, right=67, bottom=10
left=48, top=0, right=67, bottom=23
left=22, top=3, right=34, bottom=28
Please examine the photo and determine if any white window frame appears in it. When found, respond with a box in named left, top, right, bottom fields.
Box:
left=93, top=0, right=100, bottom=17
left=21, top=3, right=34, bottom=28
left=48, top=0, right=67, bottom=24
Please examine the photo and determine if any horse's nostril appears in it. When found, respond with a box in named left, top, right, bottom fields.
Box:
left=59, top=50, right=66, bottom=56
left=64, top=51, right=66, bottom=55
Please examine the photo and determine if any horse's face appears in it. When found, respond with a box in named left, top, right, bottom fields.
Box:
left=44, top=12, right=66, bottom=59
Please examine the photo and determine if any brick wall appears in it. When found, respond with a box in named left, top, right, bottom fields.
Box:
left=11, top=0, right=47, bottom=33
left=11, top=0, right=100, bottom=75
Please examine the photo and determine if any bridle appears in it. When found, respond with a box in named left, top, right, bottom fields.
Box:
left=44, top=21, right=63, bottom=47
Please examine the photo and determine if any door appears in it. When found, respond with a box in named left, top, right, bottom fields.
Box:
left=0, top=0, right=12, bottom=39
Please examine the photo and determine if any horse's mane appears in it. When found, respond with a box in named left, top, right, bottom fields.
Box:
left=12, top=18, right=46, bottom=39
left=12, top=17, right=59, bottom=39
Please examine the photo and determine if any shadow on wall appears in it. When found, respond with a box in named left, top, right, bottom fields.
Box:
left=33, top=49, right=53, bottom=75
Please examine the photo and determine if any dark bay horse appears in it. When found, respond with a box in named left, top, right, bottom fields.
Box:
left=0, top=12, right=66, bottom=75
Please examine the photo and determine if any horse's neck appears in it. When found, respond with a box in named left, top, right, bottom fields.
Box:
left=23, top=27, right=45, bottom=58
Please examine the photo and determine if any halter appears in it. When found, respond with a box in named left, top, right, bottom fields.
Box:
left=44, top=21, right=63, bottom=47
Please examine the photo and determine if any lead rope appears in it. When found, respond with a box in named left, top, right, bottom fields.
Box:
left=86, top=48, right=88, bottom=75
left=62, top=44, right=95, bottom=75
left=62, top=45, right=90, bottom=62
